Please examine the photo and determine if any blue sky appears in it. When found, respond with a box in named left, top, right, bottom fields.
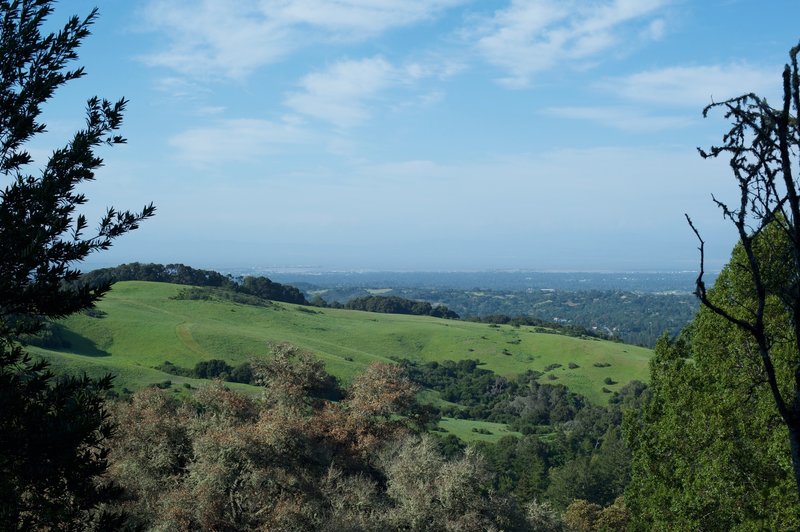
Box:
left=35, top=0, right=800, bottom=271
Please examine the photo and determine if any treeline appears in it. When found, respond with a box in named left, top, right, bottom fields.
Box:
left=335, top=294, right=459, bottom=319
left=81, top=263, right=307, bottom=305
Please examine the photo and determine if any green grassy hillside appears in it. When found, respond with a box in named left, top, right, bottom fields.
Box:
left=30, top=281, right=651, bottom=406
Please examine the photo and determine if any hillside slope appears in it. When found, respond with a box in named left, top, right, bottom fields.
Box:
left=30, top=281, right=651, bottom=404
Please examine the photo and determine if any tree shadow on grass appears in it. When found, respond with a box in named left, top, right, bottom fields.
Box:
left=59, top=328, right=110, bottom=357
left=32, top=324, right=111, bottom=357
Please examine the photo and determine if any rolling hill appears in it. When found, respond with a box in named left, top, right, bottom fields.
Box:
left=29, top=281, right=651, bottom=406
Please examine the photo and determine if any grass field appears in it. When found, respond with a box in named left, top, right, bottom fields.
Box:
left=436, top=418, right=523, bottom=443
left=31, top=281, right=652, bottom=406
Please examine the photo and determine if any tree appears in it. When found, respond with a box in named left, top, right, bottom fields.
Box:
left=625, top=235, right=800, bottom=529
left=0, top=1, right=153, bottom=527
left=686, top=43, right=800, bottom=497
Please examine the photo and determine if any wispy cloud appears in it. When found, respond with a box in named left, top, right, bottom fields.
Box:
left=140, top=0, right=464, bottom=80
left=544, top=106, right=693, bottom=131
left=284, top=57, right=398, bottom=128
left=598, top=63, right=780, bottom=108
left=154, top=77, right=213, bottom=100
left=169, top=118, right=312, bottom=167
left=284, top=56, right=457, bottom=128
left=471, top=0, right=670, bottom=88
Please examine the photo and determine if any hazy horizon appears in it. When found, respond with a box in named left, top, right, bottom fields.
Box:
left=40, top=1, right=799, bottom=272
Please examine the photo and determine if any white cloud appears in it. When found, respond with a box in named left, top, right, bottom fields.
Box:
left=140, top=0, right=464, bottom=80
left=544, top=106, right=693, bottom=131
left=641, top=18, right=666, bottom=41
left=153, top=77, right=213, bottom=99
left=471, top=0, right=670, bottom=88
left=169, top=118, right=312, bottom=167
left=598, top=64, right=780, bottom=108
left=276, top=0, right=463, bottom=34
left=284, top=57, right=397, bottom=128
left=284, top=56, right=454, bottom=128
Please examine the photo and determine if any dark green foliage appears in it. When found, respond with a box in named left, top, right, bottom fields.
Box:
left=83, top=262, right=308, bottom=305
left=402, top=359, right=507, bottom=417
left=476, top=436, right=552, bottom=502
left=608, top=380, right=649, bottom=409
left=157, top=359, right=258, bottom=385
left=434, top=433, right=467, bottom=458
left=241, top=275, right=307, bottom=305
left=626, top=232, right=800, bottom=528
left=506, top=372, right=586, bottom=428
left=0, top=1, right=152, bottom=528
left=229, top=362, right=253, bottom=384
left=345, top=294, right=459, bottom=318
left=686, top=43, right=800, bottom=501
left=156, top=360, right=194, bottom=378
left=0, top=14, right=153, bottom=342
left=403, top=359, right=590, bottom=428
left=0, top=348, right=121, bottom=528
left=172, top=286, right=273, bottom=307
left=546, top=427, right=630, bottom=508
left=83, top=262, right=229, bottom=288
left=194, top=359, right=233, bottom=380
left=402, top=357, right=638, bottom=510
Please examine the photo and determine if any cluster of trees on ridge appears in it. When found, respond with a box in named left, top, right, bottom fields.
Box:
left=81, top=262, right=308, bottom=305
left=341, top=294, right=459, bottom=319
left=4, top=2, right=800, bottom=529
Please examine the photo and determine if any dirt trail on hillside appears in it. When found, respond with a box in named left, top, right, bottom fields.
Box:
left=175, top=322, right=210, bottom=358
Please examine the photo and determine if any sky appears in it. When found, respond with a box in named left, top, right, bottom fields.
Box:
left=30, top=0, right=800, bottom=271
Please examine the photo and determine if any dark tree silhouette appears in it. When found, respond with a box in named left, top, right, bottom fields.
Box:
left=0, top=1, right=153, bottom=527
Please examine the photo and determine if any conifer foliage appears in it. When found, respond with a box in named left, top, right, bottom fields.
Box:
left=686, top=43, right=800, bottom=497
left=0, top=1, right=152, bottom=527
